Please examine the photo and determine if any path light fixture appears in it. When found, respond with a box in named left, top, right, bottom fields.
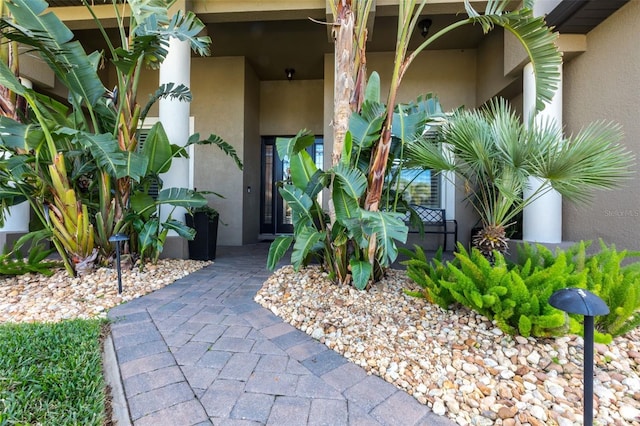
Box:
left=549, top=287, right=610, bottom=426
left=109, top=233, right=129, bottom=294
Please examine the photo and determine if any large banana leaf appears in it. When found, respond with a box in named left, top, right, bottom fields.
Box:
left=140, top=83, right=191, bottom=123
left=278, top=184, right=314, bottom=229
left=289, top=150, right=317, bottom=191
left=267, top=235, right=294, bottom=270
left=0, top=60, right=27, bottom=97
left=121, top=151, right=149, bottom=182
left=137, top=10, right=210, bottom=57
left=186, top=133, right=243, bottom=170
left=0, top=117, right=32, bottom=150
left=163, top=219, right=196, bottom=240
left=392, top=104, right=426, bottom=144
left=305, top=170, right=328, bottom=200
left=157, top=188, right=207, bottom=208
left=361, top=210, right=408, bottom=266
left=463, top=0, right=560, bottom=112
left=291, top=226, right=324, bottom=270
left=276, top=130, right=315, bottom=158
left=332, top=163, right=367, bottom=224
left=130, top=192, right=156, bottom=220
left=71, top=131, right=127, bottom=176
left=137, top=220, right=159, bottom=252
left=332, top=185, right=360, bottom=224
left=350, top=259, right=372, bottom=290
left=349, top=100, right=386, bottom=149
left=333, top=163, right=367, bottom=199
left=142, top=122, right=173, bottom=174
left=2, top=0, right=105, bottom=106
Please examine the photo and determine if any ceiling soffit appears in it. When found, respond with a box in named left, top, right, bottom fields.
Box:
left=545, top=0, right=630, bottom=33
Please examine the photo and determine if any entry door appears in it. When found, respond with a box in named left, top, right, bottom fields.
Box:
left=260, top=136, right=323, bottom=235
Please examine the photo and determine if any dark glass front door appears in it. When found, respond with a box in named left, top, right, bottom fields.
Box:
left=260, top=136, right=323, bottom=235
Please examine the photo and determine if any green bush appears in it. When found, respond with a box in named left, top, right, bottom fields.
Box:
left=404, top=241, right=640, bottom=342
left=566, top=241, right=640, bottom=342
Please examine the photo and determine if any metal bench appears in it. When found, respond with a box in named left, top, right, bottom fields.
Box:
left=405, top=205, right=458, bottom=251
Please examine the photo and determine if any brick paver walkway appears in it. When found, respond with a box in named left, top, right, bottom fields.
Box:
left=108, top=243, right=455, bottom=425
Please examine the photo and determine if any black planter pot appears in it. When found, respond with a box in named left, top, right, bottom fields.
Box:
left=185, top=212, right=218, bottom=260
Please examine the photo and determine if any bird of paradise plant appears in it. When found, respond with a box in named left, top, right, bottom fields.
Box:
left=0, top=0, right=240, bottom=274
left=268, top=0, right=562, bottom=289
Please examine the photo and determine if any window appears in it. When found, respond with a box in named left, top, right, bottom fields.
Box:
left=398, top=168, right=440, bottom=208
left=392, top=129, right=456, bottom=219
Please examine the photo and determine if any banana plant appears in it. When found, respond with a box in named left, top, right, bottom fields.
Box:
left=84, top=0, right=210, bottom=222
left=0, top=0, right=221, bottom=273
left=128, top=122, right=242, bottom=262
left=267, top=74, right=441, bottom=289
left=46, top=154, right=97, bottom=274
left=300, top=0, right=561, bottom=288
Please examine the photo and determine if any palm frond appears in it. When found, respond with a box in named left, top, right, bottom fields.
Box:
left=464, top=0, right=561, bottom=112
left=541, top=122, right=634, bottom=203
left=140, top=83, right=192, bottom=123
left=2, top=0, right=105, bottom=107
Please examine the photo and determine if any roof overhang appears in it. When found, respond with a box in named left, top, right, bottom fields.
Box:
left=545, top=0, right=630, bottom=33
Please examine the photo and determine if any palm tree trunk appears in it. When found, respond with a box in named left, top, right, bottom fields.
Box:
left=328, top=1, right=355, bottom=232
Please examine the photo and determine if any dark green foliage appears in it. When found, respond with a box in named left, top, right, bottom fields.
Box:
left=568, top=241, right=640, bottom=343
left=402, top=245, right=456, bottom=308
left=0, top=319, right=106, bottom=425
left=0, top=233, right=61, bottom=276
left=0, top=245, right=61, bottom=277
left=405, top=240, right=640, bottom=341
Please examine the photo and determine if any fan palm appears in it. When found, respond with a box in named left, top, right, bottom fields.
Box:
left=406, top=98, right=634, bottom=259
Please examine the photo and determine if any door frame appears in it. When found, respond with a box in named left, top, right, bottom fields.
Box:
left=260, top=135, right=323, bottom=235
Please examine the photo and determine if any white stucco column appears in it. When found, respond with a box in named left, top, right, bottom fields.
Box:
left=0, top=77, right=32, bottom=235
left=522, top=62, right=563, bottom=243
left=159, top=37, right=191, bottom=225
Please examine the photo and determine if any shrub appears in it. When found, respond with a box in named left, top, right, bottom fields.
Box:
left=402, top=246, right=456, bottom=308
left=404, top=241, right=640, bottom=342
left=567, top=241, right=640, bottom=343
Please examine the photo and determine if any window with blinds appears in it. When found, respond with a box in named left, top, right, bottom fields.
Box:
left=395, top=130, right=442, bottom=209
left=399, top=168, right=441, bottom=208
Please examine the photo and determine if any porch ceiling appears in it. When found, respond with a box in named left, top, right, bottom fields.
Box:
left=545, top=0, right=630, bottom=33
left=201, top=15, right=485, bottom=81
left=73, top=13, right=485, bottom=81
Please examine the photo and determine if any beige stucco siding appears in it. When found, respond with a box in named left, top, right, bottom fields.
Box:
left=562, top=0, right=640, bottom=250
left=191, top=56, right=246, bottom=246
left=259, top=80, right=324, bottom=136
left=243, top=61, right=261, bottom=244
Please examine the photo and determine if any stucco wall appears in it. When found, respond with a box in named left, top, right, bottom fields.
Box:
left=191, top=56, right=246, bottom=246
left=259, top=80, right=324, bottom=136
left=562, top=0, right=640, bottom=250
left=243, top=61, right=261, bottom=244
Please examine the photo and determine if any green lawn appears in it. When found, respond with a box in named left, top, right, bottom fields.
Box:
left=0, top=319, right=107, bottom=425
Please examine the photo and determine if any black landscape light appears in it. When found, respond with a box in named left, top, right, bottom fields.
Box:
left=109, top=233, right=129, bottom=294
left=549, top=288, right=609, bottom=426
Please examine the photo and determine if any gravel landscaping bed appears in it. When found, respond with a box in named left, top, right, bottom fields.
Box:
left=0, top=259, right=211, bottom=323
left=2, top=257, right=639, bottom=425
left=256, top=265, right=640, bottom=426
